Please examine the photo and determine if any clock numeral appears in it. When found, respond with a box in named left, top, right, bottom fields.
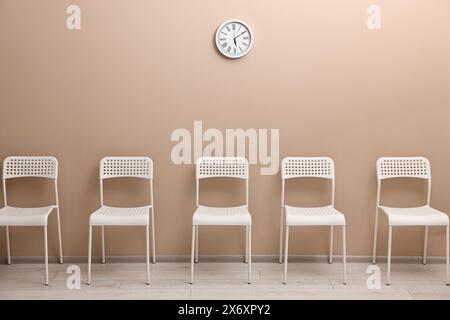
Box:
left=232, top=23, right=235, bottom=30
left=219, top=38, right=226, bottom=41
left=239, top=46, right=243, bottom=52
left=234, top=47, right=236, bottom=55
left=227, top=46, right=231, bottom=52
left=221, top=42, right=228, bottom=48
left=221, top=31, right=227, bottom=36
left=243, top=36, right=249, bottom=40
left=226, top=25, right=230, bottom=32
left=242, top=42, right=248, bottom=46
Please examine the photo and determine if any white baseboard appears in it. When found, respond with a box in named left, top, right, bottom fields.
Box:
left=1, top=254, right=447, bottom=264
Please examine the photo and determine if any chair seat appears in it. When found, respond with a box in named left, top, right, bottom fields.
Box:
left=380, top=205, right=449, bottom=226
left=285, top=205, right=346, bottom=226
left=193, top=205, right=252, bottom=226
left=0, top=206, right=56, bottom=226
left=89, top=206, right=151, bottom=226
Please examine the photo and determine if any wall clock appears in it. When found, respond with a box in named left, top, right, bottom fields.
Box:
left=215, top=20, right=253, bottom=59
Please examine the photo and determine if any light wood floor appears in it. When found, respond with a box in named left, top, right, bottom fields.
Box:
left=0, top=261, right=449, bottom=299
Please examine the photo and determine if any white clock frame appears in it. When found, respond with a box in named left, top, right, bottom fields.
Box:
left=215, top=19, right=253, bottom=59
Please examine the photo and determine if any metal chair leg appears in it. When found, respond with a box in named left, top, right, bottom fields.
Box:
left=5, top=226, right=11, bottom=265
left=279, top=208, right=284, bottom=264
left=283, top=226, right=289, bottom=284
left=446, top=226, right=449, bottom=286
left=423, top=226, right=428, bottom=265
left=146, top=225, right=150, bottom=285
left=247, top=226, right=252, bottom=284
left=87, top=225, right=92, bottom=285
left=245, top=226, right=249, bottom=263
left=56, top=208, right=63, bottom=264
left=190, top=225, right=195, bottom=284
left=387, top=226, right=393, bottom=285
left=342, top=225, right=347, bottom=285
left=44, top=226, right=49, bottom=286
left=194, top=226, right=199, bottom=263
left=151, top=211, right=156, bottom=264
left=101, top=226, right=106, bottom=264
left=329, top=225, right=334, bottom=264
left=372, top=209, right=379, bottom=264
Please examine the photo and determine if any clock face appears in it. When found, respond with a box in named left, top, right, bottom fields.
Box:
left=215, top=20, right=253, bottom=59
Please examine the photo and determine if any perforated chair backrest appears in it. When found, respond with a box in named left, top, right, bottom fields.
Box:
left=195, top=157, right=249, bottom=207
left=99, top=157, right=154, bottom=207
left=100, top=157, right=153, bottom=180
left=281, top=157, right=335, bottom=207
left=376, top=157, right=432, bottom=207
left=376, top=157, right=431, bottom=180
left=3, top=156, right=58, bottom=180
left=281, top=157, right=335, bottom=180
left=196, top=157, right=248, bottom=179
left=2, top=156, right=59, bottom=207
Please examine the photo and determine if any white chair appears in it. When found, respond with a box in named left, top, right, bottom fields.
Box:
left=0, top=156, right=63, bottom=286
left=280, top=157, right=347, bottom=285
left=87, top=157, right=155, bottom=285
left=190, top=157, right=252, bottom=284
left=372, top=157, right=449, bottom=285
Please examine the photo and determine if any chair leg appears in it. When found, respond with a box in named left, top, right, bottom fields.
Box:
left=342, top=225, right=347, bottom=285
left=329, top=225, right=334, bottom=264
left=423, top=226, right=428, bottom=265
left=194, top=226, right=199, bottom=263
left=372, top=208, right=379, bottom=264
left=87, top=225, right=92, bottom=285
left=283, top=226, right=289, bottom=284
left=44, top=226, right=49, bottom=286
left=279, top=208, right=284, bottom=264
left=446, top=225, right=449, bottom=286
left=245, top=226, right=249, bottom=263
left=101, top=226, right=106, bottom=264
left=56, top=208, right=63, bottom=264
left=5, top=226, right=11, bottom=265
left=151, top=211, right=156, bottom=264
left=190, top=225, right=195, bottom=284
left=146, top=225, right=150, bottom=285
left=247, top=226, right=252, bottom=284
left=387, top=225, right=393, bottom=285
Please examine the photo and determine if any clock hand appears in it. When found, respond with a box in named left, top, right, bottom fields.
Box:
left=233, top=31, right=246, bottom=40
left=233, top=30, right=237, bottom=46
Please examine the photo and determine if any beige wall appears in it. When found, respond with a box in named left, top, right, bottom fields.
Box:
left=0, top=0, right=449, bottom=258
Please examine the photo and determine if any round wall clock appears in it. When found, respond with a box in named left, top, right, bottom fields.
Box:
left=215, top=20, right=253, bottom=59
